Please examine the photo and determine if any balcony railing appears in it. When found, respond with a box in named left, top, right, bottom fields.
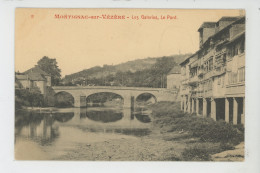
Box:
left=203, top=70, right=214, bottom=80
left=202, top=49, right=215, bottom=61
left=198, top=69, right=204, bottom=77
left=196, top=90, right=203, bottom=97
left=213, top=66, right=226, bottom=76
left=225, top=82, right=245, bottom=96
left=215, top=38, right=229, bottom=47
left=180, top=88, right=190, bottom=95
left=215, top=49, right=226, bottom=57
left=188, top=76, right=199, bottom=85
left=192, top=89, right=213, bottom=98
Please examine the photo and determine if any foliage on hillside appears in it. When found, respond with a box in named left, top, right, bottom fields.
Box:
left=62, top=54, right=190, bottom=88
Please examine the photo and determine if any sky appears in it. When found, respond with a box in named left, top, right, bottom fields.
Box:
left=15, top=8, right=242, bottom=77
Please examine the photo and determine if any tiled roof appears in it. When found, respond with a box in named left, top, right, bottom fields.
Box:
left=168, top=65, right=181, bottom=74
left=198, top=22, right=216, bottom=31
left=23, top=66, right=50, bottom=76
left=218, top=16, right=241, bottom=22
left=179, top=52, right=199, bottom=66
left=28, top=73, right=46, bottom=81
left=226, top=31, right=245, bottom=44
left=16, top=66, right=49, bottom=81
left=201, top=16, right=245, bottom=49
left=15, top=74, right=27, bottom=80
left=16, top=73, right=46, bottom=81
left=22, top=66, right=50, bottom=81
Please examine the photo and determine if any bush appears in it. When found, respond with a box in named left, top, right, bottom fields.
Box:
left=15, top=97, right=23, bottom=109
left=150, top=101, right=244, bottom=145
left=15, top=88, right=44, bottom=109
left=150, top=101, right=185, bottom=118
left=169, top=116, right=244, bottom=144
left=182, top=146, right=211, bottom=161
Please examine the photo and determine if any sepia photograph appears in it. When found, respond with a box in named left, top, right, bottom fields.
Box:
left=14, top=8, right=246, bottom=161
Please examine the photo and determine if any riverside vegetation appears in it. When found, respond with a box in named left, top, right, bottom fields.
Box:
left=149, top=101, right=244, bottom=161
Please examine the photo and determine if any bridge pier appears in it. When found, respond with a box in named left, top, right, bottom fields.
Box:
left=74, top=95, right=86, bottom=108
left=123, top=95, right=134, bottom=109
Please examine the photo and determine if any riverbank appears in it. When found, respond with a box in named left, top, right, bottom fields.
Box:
left=58, top=101, right=244, bottom=161
left=148, top=101, right=244, bottom=161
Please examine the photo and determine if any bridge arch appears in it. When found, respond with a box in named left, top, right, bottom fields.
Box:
left=54, top=91, right=75, bottom=107
left=85, top=92, right=124, bottom=107
left=136, top=92, right=157, bottom=104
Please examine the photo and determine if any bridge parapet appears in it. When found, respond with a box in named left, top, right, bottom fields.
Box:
left=52, top=86, right=171, bottom=92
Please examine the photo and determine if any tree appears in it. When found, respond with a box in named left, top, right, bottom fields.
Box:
left=37, top=56, right=61, bottom=86
left=152, top=57, right=177, bottom=88
left=15, top=87, right=44, bottom=109
left=29, top=87, right=44, bottom=107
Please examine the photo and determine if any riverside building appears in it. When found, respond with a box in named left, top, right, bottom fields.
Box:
left=15, top=66, right=52, bottom=95
left=179, top=16, right=245, bottom=125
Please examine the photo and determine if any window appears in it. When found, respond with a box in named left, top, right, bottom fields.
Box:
left=231, top=45, right=236, bottom=57
left=209, top=80, right=213, bottom=90
left=204, top=62, right=208, bottom=72
left=181, top=67, right=186, bottom=76
left=33, top=81, right=38, bottom=87
left=223, top=54, right=226, bottom=63
left=227, top=71, right=232, bottom=84
left=239, top=39, right=245, bottom=54
left=230, top=39, right=244, bottom=57
left=238, top=67, right=245, bottom=82
left=235, top=47, right=239, bottom=56
left=232, top=72, right=238, bottom=84
left=208, top=58, right=213, bottom=71
left=222, top=75, right=225, bottom=87
left=230, top=44, right=236, bottom=57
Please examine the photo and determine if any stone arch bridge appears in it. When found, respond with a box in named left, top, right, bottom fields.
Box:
left=52, top=86, right=178, bottom=108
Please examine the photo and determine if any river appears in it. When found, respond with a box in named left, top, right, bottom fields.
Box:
left=15, top=106, right=174, bottom=160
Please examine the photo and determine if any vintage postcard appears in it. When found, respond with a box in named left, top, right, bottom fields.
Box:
left=15, top=8, right=245, bottom=161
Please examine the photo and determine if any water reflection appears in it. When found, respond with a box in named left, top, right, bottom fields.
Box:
left=83, top=110, right=123, bottom=123
left=15, top=106, right=153, bottom=159
left=54, top=113, right=74, bottom=123
left=135, top=114, right=151, bottom=123
left=15, top=111, right=60, bottom=146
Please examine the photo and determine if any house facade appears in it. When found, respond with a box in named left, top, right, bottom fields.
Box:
left=15, top=66, right=51, bottom=95
left=167, top=65, right=181, bottom=90
left=179, top=16, right=245, bottom=125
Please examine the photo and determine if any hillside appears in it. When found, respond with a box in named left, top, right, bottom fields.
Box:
left=63, top=57, right=158, bottom=83
left=62, top=54, right=190, bottom=88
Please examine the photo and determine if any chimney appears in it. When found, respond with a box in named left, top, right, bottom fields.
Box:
left=198, top=22, right=216, bottom=48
